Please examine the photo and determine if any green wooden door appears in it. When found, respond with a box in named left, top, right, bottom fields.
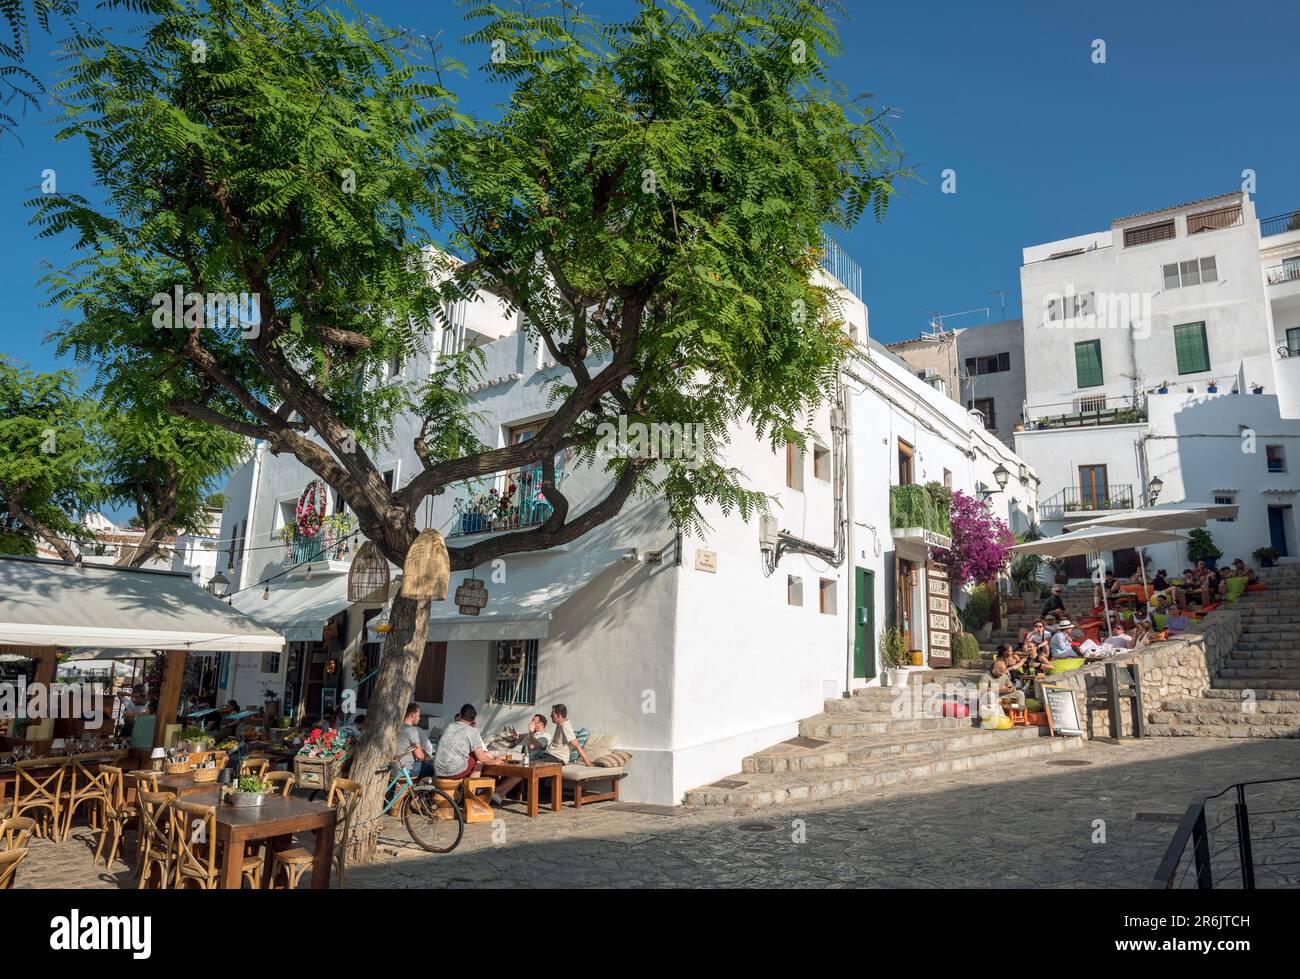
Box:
left=854, top=567, right=875, bottom=679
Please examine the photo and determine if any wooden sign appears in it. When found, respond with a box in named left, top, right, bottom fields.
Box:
left=1041, top=684, right=1084, bottom=736
left=694, top=549, right=717, bottom=573
left=925, top=561, right=952, bottom=668
left=455, top=577, right=489, bottom=617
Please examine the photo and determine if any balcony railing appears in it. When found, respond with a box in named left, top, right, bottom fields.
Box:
left=1022, top=394, right=1146, bottom=430
left=1266, top=262, right=1300, bottom=286
left=1039, top=485, right=1134, bottom=520
left=448, top=463, right=568, bottom=537
left=281, top=514, right=356, bottom=567
left=819, top=232, right=863, bottom=301
left=1261, top=211, right=1300, bottom=238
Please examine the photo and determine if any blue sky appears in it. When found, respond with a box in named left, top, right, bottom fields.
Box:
left=2, top=0, right=1298, bottom=378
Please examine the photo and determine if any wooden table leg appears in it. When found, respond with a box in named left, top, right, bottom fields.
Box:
left=551, top=771, right=562, bottom=811
left=311, top=815, right=335, bottom=889
left=526, top=770, right=538, bottom=818
left=218, top=831, right=243, bottom=889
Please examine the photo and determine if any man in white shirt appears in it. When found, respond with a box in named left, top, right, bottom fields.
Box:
left=1102, top=625, right=1135, bottom=651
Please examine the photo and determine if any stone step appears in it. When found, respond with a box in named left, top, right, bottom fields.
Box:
left=1162, top=696, right=1300, bottom=715
left=1203, top=688, right=1300, bottom=701
left=684, top=732, right=1083, bottom=808
left=798, top=713, right=963, bottom=740
left=1147, top=719, right=1300, bottom=738
left=1150, top=707, right=1300, bottom=727
left=741, top=724, right=1044, bottom=775
left=1212, top=678, right=1300, bottom=690
left=1223, top=658, right=1300, bottom=670
left=1216, top=667, right=1300, bottom=680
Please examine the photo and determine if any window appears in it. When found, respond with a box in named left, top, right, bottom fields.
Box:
left=819, top=578, right=837, bottom=615
left=489, top=639, right=539, bottom=706
left=943, top=469, right=952, bottom=490
left=509, top=421, right=542, bottom=444
left=787, top=575, right=803, bottom=607
left=1267, top=445, right=1287, bottom=474
left=897, top=439, right=914, bottom=486
left=1187, top=204, right=1242, bottom=235
left=1173, top=321, right=1210, bottom=375
left=1078, top=394, right=1107, bottom=413
left=1287, top=326, right=1300, bottom=358
left=260, top=651, right=281, bottom=674
left=1074, top=340, right=1103, bottom=388
left=964, top=352, right=1011, bottom=376
left=1162, top=256, right=1217, bottom=290
left=1214, top=495, right=1236, bottom=522
left=382, top=469, right=395, bottom=492
left=968, top=398, right=996, bottom=431
left=1123, top=219, right=1176, bottom=247
left=786, top=443, right=805, bottom=491
left=1079, top=465, right=1109, bottom=509
left=414, top=642, right=447, bottom=703
left=812, top=442, right=831, bottom=481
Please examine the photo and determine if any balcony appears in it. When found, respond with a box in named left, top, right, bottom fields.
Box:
left=1261, top=210, right=1300, bottom=238
left=1022, top=394, right=1147, bottom=430
left=280, top=513, right=357, bottom=572
left=1039, top=485, right=1134, bottom=521
left=1267, top=262, right=1300, bottom=287
left=447, top=463, right=568, bottom=538
left=818, top=232, right=863, bottom=301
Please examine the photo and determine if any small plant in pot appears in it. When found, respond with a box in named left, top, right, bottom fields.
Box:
left=959, top=583, right=996, bottom=641
left=1254, top=546, right=1280, bottom=568
left=179, top=726, right=213, bottom=754
left=1186, top=528, right=1223, bottom=570
left=229, top=774, right=273, bottom=808
left=878, top=628, right=910, bottom=688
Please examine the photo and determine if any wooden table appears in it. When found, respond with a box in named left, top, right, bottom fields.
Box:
left=182, top=789, right=336, bottom=889
left=480, top=762, right=563, bottom=818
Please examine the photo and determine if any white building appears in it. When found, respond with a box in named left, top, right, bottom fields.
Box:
left=37, top=511, right=224, bottom=587
left=1014, top=192, right=1300, bottom=574
left=213, top=245, right=1038, bottom=805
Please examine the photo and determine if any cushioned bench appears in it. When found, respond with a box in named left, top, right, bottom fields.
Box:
left=562, top=732, right=629, bottom=808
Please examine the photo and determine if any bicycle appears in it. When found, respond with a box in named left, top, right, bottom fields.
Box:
left=375, top=747, right=465, bottom=854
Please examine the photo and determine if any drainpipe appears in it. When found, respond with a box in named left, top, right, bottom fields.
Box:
left=843, top=381, right=856, bottom=697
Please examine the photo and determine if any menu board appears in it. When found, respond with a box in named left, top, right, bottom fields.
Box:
left=1041, top=684, right=1084, bottom=737
left=925, top=561, right=952, bottom=667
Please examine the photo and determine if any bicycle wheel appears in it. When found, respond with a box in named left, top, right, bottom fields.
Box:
left=402, top=784, right=465, bottom=853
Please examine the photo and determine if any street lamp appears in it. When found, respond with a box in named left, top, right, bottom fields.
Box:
left=207, top=571, right=230, bottom=599
left=1148, top=476, right=1163, bottom=505
left=992, top=464, right=1010, bottom=491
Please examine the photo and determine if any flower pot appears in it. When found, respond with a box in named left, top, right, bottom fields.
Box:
left=1157, top=386, right=1168, bottom=394
left=1203, top=558, right=1218, bottom=571
left=909, top=650, right=924, bottom=667
left=229, top=790, right=268, bottom=808
left=1260, top=557, right=1275, bottom=568
left=1207, top=385, right=1218, bottom=393
left=1008, top=597, right=1025, bottom=613
left=887, top=668, right=910, bottom=689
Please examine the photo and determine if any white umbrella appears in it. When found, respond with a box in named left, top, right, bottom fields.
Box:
left=1065, top=504, right=1239, bottom=533
left=1012, top=526, right=1187, bottom=636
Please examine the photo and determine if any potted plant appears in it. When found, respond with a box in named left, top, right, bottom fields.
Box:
left=261, top=685, right=281, bottom=719
left=1254, top=546, right=1280, bottom=568
left=959, top=583, right=996, bottom=641
left=1157, top=380, right=1169, bottom=394
left=1186, top=528, right=1223, bottom=570
left=229, top=774, right=273, bottom=808
left=878, top=628, right=910, bottom=687
left=1252, top=383, right=1265, bottom=395
left=1207, top=381, right=1219, bottom=394
left=178, top=726, right=213, bottom=754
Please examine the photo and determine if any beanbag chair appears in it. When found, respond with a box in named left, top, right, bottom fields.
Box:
left=995, top=715, right=1013, bottom=730
left=1224, top=577, right=1248, bottom=603
left=1049, top=657, right=1085, bottom=674
left=941, top=702, right=969, bottom=718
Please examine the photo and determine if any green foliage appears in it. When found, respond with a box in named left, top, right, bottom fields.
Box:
left=1009, top=553, right=1043, bottom=592
left=1186, top=528, right=1222, bottom=563
left=1253, top=546, right=1279, bottom=562
left=958, top=582, right=996, bottom=631
left=0, top=0, right=78, bottom=142
left=955, top=632, right=981, bottom=662
left=878, top=627, right=908, bottom=669
left=235, top=774, right=271, bottom=794
left=889, top=484, right=950, bottom=534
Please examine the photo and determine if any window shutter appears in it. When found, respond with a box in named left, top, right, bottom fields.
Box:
left=1074, top=340, right=1103, bottom=388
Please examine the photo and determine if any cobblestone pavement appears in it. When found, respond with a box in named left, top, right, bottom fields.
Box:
left=16, top=737, right=1300, bottom=889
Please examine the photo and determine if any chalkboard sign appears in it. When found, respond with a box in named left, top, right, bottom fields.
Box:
left=1040, top=684, right=1084, bottom=737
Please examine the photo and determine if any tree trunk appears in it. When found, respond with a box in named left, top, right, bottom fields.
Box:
left=345, top=593, right=431, bottom=863
left=989, top=576, right=1002, bottom=632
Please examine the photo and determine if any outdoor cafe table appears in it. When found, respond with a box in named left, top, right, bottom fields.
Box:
left=479, top=761, right=563, bottom=818
left=179, top=789, right=336, bottom=889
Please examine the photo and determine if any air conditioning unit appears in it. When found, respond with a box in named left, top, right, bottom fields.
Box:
left=759, top=515, right=780, bottom=553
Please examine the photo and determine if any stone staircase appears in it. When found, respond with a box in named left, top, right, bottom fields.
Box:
left=1147, top=565, right=1300, bottom=738
left=683, top=674, right=1084, bottom=808
left=965, top=581, right=1098, bottom=664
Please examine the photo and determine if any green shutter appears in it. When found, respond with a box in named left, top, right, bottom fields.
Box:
left=1173, top=322, right=1210, bottom=375
left=1074, top=340, right=1103, bottom=388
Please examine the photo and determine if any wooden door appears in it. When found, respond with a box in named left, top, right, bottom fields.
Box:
left=1079, top=464, right=1109, bottom=509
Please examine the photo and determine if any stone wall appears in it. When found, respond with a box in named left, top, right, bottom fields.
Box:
left=1034, top=611, right=1241, bottom=738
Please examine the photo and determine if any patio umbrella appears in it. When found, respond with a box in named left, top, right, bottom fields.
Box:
left=1066, top=505, right=1239, bottom=575
left=1011, top=526, right=1187, bottom=636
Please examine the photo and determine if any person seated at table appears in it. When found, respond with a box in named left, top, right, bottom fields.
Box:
left=1041, top=584, right=1065, bottom=618
left=1093, top=570, right=1124, bottom=608
left=988, top=656, right=1017, bottom=691
left=538, top=704, right=594, bottom=768
left=1229, top=558, right=1258, bottom=584
left=397, top=703, right=438, bottom=779
left=1151, top=569, right=1185, bottom=609
left=1102, top=624, right=1135, bottom=651
left=432, top=704, right=504, bottom=780
left=492, top=713, right=552, bottom=801
left=1024, top=620, right=1050, bottom=657
left=1048, top=619, right=1074, bottom=657
left=1130, top=607, right=1155, bottom=644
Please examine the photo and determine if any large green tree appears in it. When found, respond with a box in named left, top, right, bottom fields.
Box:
left=36, top=0, right=905, bottom=858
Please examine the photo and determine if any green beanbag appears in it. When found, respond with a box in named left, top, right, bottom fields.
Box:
left=1225, top=577, right=1248, bottom=603
left=1049, top=658, right=1085, bottom=673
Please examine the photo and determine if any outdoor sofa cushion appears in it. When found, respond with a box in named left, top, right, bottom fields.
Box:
left=562, top=763, right=626, bottom=780
left=592, top=750, right=632, bottom=768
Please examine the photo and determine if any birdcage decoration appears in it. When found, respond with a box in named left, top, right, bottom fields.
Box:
left=347, top=541, right=390, bottom=604
left=399, top=529, right=450, bottom=601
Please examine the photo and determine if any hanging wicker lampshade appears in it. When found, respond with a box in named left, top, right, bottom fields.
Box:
left=400, top=529, right=450, bottom=601
left=347, top=541, right=390, bottom=604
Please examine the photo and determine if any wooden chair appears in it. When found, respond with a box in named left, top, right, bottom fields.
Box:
left=0, top=847, right=27, bottom=889
left=94, top=765, right=138, bottom=869
left=137, top=790, right=176, bottom=889
left=269, top=776, right=359, bottom=890
left=13, top=757, right=67, bottom=839
left=61, top=753, right=119, bottom=841
left=172, top=800, right=220, bottom=888
left=240, top=757, right=269, bottom=779
left=0, top=816, right=37, bottom=851
left=126, top=770, right=160, bottom=795
left=264, top=771, right=296, bottom=797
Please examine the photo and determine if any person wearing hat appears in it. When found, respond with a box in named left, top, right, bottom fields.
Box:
left=1041, top=584, right=1066, bottom=618
left=1048, top=619, right=1075, bottom=657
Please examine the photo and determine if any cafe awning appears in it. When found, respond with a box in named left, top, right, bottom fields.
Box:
left=369, top=551, right=625, bottom=643
left=0, top=555, right=284, bottom=652
left=229, top=573, right=355, bottom=642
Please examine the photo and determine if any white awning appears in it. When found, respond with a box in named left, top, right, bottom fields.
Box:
left=369, top=551, right=624, bottom=643
left=230, top=573, right=356, bottom=642
left=0, top=556, right=284, bottom=652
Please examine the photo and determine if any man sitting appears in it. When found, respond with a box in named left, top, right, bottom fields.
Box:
left=432, top=703, right=504, bottom=780
left=538, top=704, right=593, bottom=768
left=1230, top=558, right=1258, bottom=584
left=1041, top=585, right=1065, bottom=618
left=1151, top=569, right=1185, bottom=609
left=1102, top=624, right=1135, bottom=650
left=1093, top=570, right=1124, bottom=608
left=493, top=714, right=552, bottom=801
left=397, top=702, right=437, bottom=779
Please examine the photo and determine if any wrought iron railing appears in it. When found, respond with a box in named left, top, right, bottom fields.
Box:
left=1260, top=210, right=1300, bottom=238
left=281, top=515, right=356, bottom=566
left=1154, top=776, right=1300, bottom=889
left=1266, top=262, right=1300, bottom=286
left=819, top=232, right=863, bottom=301
left=1022, top=394, right=1146, bottom=430
left=447, top=463, right=567, bottom=537
left=1038, top=485, right=1134, bottom=520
